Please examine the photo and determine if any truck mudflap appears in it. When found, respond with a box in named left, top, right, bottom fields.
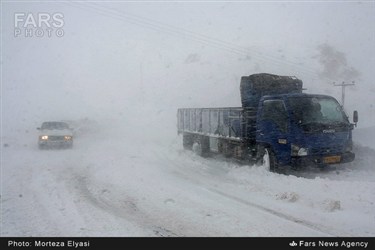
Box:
left=291, top=152, right=355, bottom=168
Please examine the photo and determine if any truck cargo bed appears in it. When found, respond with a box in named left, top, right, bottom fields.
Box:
left=177, top=107, right=257, bottom=142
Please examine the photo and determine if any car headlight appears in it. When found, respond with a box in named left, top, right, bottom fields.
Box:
left=40, top=135, right=48, bottom=140
left=291, top=144, right=308, bottom=156
left=64, top=136, right=72, bottom=140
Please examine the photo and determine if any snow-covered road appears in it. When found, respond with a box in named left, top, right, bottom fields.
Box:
left=2, top=0, right=375, bottom=239
left=1, top=116, right=375, bottom=237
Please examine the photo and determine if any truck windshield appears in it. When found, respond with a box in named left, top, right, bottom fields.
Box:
left=288, top=96, right=348, bottom=127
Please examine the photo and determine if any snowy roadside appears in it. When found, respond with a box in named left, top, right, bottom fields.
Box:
left=1, top=118, right=374, bottom=237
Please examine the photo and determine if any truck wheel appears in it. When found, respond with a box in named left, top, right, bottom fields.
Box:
left=192, top=142, right=203, bottom=156
left=183, top=134, right=193, bottom=150
left=193, top=136, right=209, bottom=157
left=222, top=142, right=233, bottom=158
left=263, top=148, right=277, bottom=172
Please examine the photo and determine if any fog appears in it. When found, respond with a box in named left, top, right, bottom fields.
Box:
left=2, top=1, right=374, bottom=133
left=2, top=1, right=375, bottom=238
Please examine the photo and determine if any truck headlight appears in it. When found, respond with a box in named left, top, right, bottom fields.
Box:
left=64, top=136, right=72, bottom=140
left=40, top=135, right=48, bottom=140
left=291, top=144, right=308, bottom=156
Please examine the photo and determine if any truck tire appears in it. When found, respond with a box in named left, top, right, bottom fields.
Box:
left=192, top=136, right=210, bottom=157
left=192, top=141, right=202, bottom=156
left=183, top=133, right=193, bottom=150
left=263, top=148, right=277, bottom=172
left=200, top=136, right=210, bottom=156
left=222, top=142, right=233, bottom=158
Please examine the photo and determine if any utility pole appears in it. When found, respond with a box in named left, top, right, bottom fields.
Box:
left=140, top=62, right=144, bottom=105
left=333, top=81, right=355, bottom=108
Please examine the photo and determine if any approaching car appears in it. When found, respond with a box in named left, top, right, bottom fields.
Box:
left=37, top=121, right=73, bottom=149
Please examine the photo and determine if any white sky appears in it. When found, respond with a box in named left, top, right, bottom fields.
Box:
left=2, top=1, right=375, bottom=127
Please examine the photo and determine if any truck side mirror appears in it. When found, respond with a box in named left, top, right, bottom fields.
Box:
left=353, top=110, right=358, bottom=126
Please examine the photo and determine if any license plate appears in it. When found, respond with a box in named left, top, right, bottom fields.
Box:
left=323, top=155, right=341, bottom=164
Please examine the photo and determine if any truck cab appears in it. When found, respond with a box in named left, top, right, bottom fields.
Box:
left=256, top=93, right=356, bottom=169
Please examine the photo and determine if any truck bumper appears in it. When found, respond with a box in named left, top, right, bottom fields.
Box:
left=291, top=151, right=355, bottom=168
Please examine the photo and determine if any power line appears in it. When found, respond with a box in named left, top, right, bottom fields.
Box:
left=65, top=2, right=329, bottom=81
left=87, top=2, right=320, bottom=77
left=65, top=2, right=254, bottom=55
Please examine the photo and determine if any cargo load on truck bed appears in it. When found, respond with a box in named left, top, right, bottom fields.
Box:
left=240, top=73, right=303, bottom=107
left=177, top=73, right=303, bottom=143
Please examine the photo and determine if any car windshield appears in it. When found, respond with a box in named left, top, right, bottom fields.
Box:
left=41, top=122, right=69, bottom=130
left=288, top=96, right=348, bottom=125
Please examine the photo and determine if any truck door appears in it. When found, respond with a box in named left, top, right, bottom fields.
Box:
left=257, top=99, right=290, bottom=165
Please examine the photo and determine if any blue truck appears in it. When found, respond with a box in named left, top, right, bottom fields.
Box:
left=177, top=73, right=358, bottom=171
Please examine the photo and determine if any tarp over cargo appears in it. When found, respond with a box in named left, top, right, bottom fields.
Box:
left=240, top=73, right=303, bottom=108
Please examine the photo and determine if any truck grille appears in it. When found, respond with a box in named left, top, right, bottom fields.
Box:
left=311, top=146, right=343, bottom=155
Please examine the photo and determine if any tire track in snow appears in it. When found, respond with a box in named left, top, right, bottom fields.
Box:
left=177, top=166, right=349, bottom=236
left=159, top=147, right=353, bottom=237
left=205, top=187, right=340, bottom=236
left=73, top=175, right=183, bottom=237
